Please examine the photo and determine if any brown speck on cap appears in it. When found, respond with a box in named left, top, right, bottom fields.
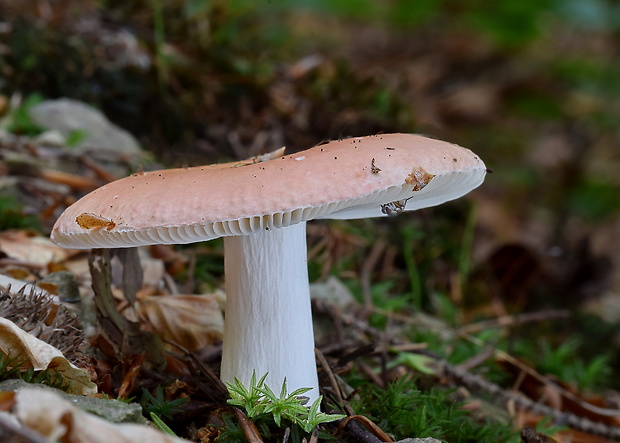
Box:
left=371, top=158, right=381, bottom=174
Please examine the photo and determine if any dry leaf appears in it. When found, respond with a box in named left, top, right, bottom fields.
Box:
left=0, top=230, right=73, bottom=265
left=14, top=388, right=190, bottom=442
left=136, top=294, right=224, bottom=351
left=0, top=317, right=96, bottom=395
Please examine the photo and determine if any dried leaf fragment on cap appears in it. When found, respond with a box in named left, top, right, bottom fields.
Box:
left=405, top=167, right=435, bottom=191
left=76, top=213, right=116, bottom=231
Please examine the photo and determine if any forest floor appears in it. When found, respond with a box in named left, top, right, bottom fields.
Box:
left=0, top=1, right=620, bottom=442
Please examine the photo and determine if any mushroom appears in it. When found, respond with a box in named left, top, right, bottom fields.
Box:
left=51, top=133, right=486, bottom=402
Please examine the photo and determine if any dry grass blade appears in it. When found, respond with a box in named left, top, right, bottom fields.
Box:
left=457, top=310, right=572, bottom=334
left=314, top=347, right=352, bottom=414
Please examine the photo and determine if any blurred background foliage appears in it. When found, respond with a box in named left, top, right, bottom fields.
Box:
left=1, top=0, right=620, bottom=399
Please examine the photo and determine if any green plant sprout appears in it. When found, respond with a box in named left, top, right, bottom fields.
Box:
left=226, top=372, right=346, bottom=433
left=141, top=385, right=188, bottom=421
left=150, top=412, right=179, bottom=437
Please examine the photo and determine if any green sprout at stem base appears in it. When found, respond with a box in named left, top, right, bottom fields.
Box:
left=226, top=372, right=346, bottom=433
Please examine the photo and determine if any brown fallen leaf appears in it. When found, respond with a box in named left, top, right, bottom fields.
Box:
left=0, top=317, right=96, bottom=395
left=14, top=388, right=190, bottom=442
left=0, top=230, right=73, bottom=266
left=117, top=354, right=144, bottom=400
left=136, top=294, right=224, bottom=351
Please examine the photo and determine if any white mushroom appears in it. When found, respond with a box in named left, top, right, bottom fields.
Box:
left=51, top=133, right=486, bottom=402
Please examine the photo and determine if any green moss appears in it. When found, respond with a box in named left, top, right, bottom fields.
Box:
left=352, top=377, right=520, bottom=442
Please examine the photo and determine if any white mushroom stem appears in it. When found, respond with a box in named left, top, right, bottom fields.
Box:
left=221, top=221, right=319, bottom=403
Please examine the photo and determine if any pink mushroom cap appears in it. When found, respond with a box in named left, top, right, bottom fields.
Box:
left=51, top=133, right=486, bottom=249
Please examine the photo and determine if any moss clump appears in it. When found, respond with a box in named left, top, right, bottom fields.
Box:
left=351, top=377, right=520, bottom=442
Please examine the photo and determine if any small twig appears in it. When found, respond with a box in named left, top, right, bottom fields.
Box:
left=163, top=339, right=228, bottom=401
left=318, top=339, right=360, bottom=355
left=336, top=343, right=376, bottom=367
left=365, top=305, right=447, bottom=329
left=457, top=310, right=571, bottom=334
left=336, top=300, right=620, bottom=439
left=234, top=407, right=263, bottom=443
left=380, top=310, right=393, bottom=387
left=309, top=427, right=319, bottom=443
left=314, top=348, right=354, bottom=416
left=339, top=310, right=393, bottom=343
left=351, top=303, right=615, bottom=420
left=455, top=347, right=495, bottom=372
left=329, top=303, right=346, bottom=347
left=359, top=241, right=386, bottom=313
left=520, top=426, right=557, bottom=443
left=460, top=334, right=620, bottom=418
left=40, top=169, right=100, bottom=191
left=357, top=361, right=385, bottom=390
left=421, top=351, right=620, bottom=440
left=79, top=155, right=119, bottom=183
left=338, top=416, right=393, bottom=442
left=183, top=251, right=197, bottom=294
left=387, top=343, right=427, bottom=353
left=282, top=427, right=290, bottom=443
left=162, top=272, right=179, bottom=295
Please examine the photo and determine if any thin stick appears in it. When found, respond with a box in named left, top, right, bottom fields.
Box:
left=234, top=408, right=263, bottom=443
left=457, top=310, right=571, bottom=334
left=360, top=240, right=385, bottom=312
left=461, top=333, right=620, bottom=418
left=314, top=348, right=354, bottom=416
left=338, top=416, right=393, bottom=442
